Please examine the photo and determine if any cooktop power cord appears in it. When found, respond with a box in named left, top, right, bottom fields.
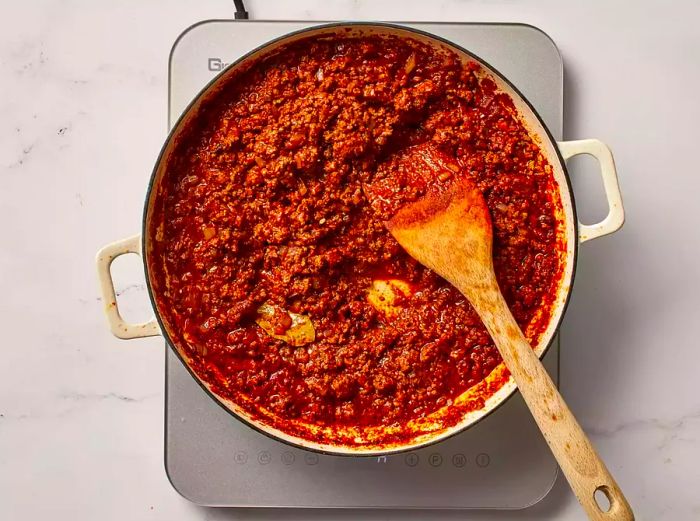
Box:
left=233, top=0, right=249, bottom=19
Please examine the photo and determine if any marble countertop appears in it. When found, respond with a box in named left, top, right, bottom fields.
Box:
left=1, top=1, right=698, bottom=519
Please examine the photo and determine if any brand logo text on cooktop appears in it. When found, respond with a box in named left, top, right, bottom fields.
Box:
left=208, top=57, right=231, bottom=72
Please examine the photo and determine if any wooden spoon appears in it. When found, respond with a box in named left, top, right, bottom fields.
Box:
left=377, top=145, right=634, bottom=521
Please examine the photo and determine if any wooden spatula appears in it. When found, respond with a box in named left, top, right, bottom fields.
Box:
left=376, top=144, right=634, bottom=521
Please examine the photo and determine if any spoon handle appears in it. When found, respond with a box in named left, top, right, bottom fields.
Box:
left=469, top=285, right=634, bottom=521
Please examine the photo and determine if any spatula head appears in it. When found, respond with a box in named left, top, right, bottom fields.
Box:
left=365, top=143, right=464, bottom=220
left=366, top=143, right=494, bottom=294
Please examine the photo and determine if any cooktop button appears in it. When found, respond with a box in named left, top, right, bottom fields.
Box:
left=258, top=451, right=271, bottom=465
left=234, top=450, right=248, bottom=464
left=476, top=453, right=491, bottom=468
left=304, top=453, right=319, bottom=466
left=452, top=453, right=467, bottom=468
left=405, top=453, right=419, bottom=467
left=281, top=451, right=295, bottom=465
left=428, top=453, right=443, bottom=467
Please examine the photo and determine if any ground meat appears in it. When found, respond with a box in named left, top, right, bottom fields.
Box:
left=149, top=34, right=564, bottom=434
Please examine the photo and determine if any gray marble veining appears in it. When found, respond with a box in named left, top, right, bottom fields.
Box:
left=1, top=1, right=699, bottom=520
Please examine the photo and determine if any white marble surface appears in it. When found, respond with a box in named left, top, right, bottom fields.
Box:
left=1, top=1, right=699, bottom=519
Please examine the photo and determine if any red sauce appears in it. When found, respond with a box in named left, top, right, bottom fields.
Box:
left=149, top=35, right=564, bottom=444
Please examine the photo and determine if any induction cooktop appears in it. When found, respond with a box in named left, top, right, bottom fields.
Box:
left=164, top=20, right=563, bottom=509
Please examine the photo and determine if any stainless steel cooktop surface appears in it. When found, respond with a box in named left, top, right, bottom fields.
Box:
left=165, top=20, right=562, bottom=509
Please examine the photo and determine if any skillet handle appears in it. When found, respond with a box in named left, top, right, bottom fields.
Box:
left=96, top=234, right=161, bottom=339
left=557, top=139, right=625, bottom=243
